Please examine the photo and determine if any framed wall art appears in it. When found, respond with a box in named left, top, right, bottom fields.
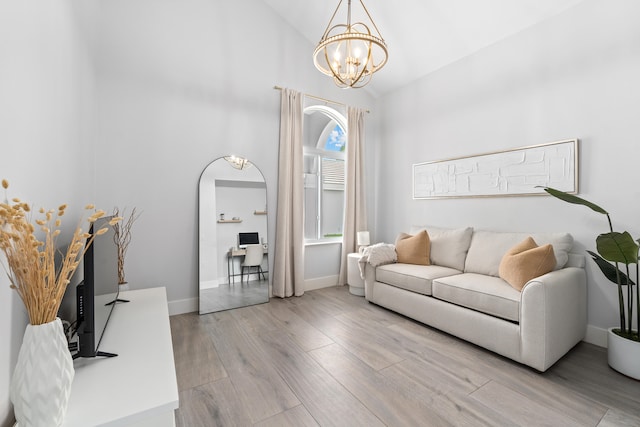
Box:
left=413, top=139, right=579, bottom=199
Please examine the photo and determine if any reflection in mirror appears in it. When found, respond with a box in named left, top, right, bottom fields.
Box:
left=199, top=157, right=269, bottom=314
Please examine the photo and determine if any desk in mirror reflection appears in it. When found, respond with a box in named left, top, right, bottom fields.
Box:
left=227, top=246, right=269, bottom=284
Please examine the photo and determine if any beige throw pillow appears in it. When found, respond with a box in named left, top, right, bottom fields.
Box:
left=395, top=230, right=430, bottom=265
left=498, top=237, right=556, bottom=291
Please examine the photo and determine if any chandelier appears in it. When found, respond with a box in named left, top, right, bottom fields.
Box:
left=313, top=0, right=388, bottom=89
left=224, top=155, right=252, bottom=170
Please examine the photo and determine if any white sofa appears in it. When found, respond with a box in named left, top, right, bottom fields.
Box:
left=363, top=226, right=587, bottom=372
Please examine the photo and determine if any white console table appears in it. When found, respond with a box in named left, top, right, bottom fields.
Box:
left=63, top=287, right=179, bottom=427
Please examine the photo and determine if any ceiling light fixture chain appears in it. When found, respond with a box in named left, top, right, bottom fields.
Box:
left=313, top=0, right=388, bottom=89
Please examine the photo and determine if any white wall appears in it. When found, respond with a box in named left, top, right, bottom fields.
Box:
left=0, top=1, right=95, bottom=424
left=88, top=0, right=376, bottom=312
left=8, top=2, right=637, bottom=422
left=0, top=0, right=377, bottom=421
left=375, top=0, right=640, bottom=345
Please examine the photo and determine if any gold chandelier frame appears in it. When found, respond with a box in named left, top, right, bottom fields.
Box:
left=313, top=0, right=388, bottom=89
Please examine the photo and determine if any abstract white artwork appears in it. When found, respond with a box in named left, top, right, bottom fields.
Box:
left=413, top=139, right=578, bottom=199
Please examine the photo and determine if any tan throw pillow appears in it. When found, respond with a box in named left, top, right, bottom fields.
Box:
left=499, top=237, right=556, bottom=291
left=395, top=230, right=430, bottom=265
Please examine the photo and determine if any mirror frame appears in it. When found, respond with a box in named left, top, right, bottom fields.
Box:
left=198, top=156, right=269, bottom=314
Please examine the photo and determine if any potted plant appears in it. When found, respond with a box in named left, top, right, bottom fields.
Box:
left=544, top=187, right=639, bottom=379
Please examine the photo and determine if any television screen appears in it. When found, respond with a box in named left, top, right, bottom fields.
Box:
left=74, top=215, right=121, bottom=359
left=238, top=232, right=260, bottom=248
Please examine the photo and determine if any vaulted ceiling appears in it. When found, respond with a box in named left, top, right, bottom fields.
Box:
left=261, top=0, right=586, bottom=97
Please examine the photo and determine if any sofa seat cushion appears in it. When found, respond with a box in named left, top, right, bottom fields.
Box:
left=376, top=263, right=462, bottom=296
left=432, top=273, right=521, bottom=322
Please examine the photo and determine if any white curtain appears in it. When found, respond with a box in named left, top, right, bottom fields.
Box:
left=338, top=106, right=368, bottom=285
left=273, top=88, right=305, bottom=297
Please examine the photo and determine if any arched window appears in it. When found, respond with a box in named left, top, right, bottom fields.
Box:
left=303, top=106, right=347, bottom=241
left=324, top=124, right=345, bottom=152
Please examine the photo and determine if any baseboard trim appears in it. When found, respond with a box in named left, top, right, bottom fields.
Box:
left=304, top=275, right=339, bottom=292
left=168, top=297, right=198, bottom=316
left=584, top=324, right=608, bottom=348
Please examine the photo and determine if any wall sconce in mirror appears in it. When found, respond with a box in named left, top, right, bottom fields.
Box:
left=224, top=155, right=252, bottom=170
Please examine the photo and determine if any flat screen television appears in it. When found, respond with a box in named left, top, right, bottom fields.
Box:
left=238, top=232, right=259, bottom=249
left=74, top=215, right=124, bottom=359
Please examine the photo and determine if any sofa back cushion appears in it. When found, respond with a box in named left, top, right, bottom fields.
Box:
left=410, top=226, right=473, bottom=271
left=566, top=253, right=586, bottom=268
left=464, top=230, right=573, bottom=277
left=395, top=230, right=430, bottom=265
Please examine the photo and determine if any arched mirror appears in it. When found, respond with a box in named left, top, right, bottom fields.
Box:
left=198, top=156, right=269, bottom=314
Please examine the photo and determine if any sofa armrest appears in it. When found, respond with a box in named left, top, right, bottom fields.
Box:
left=520, top=267, right=587, bottom=371
left=363, top=262, right=377, bottom=301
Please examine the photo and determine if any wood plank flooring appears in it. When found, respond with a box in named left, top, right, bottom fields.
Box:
left=199, top=279, right=269, bottom=314
left=170, top=286, right=640, bottom=426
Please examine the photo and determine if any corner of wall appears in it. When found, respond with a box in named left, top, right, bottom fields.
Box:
left=584, top=324, right=608, bottom=348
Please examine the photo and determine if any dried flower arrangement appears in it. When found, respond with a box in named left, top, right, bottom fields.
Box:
left=112, top=207, right=141, bottom=285
left=0, top=180, right=121, bottom=325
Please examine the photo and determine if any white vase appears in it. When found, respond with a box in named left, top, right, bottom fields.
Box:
left=608, top=327, right=640, bottom=380
left=10, top=318, right=75, bottom=427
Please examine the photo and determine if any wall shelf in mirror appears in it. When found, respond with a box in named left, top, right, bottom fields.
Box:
left=217, top=219, right=242, bottom=223
left=253, top=211, right=267, bottom=215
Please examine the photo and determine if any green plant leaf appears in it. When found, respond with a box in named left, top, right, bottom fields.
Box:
left=541, top=187, right=608, bottom=215
left=596, top=232, right=639, bottom=265
left=587, top=250, right=636, bottom=286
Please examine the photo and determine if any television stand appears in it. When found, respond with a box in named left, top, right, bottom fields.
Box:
left=63, top=287, right=178, bottom=427
left=72, top=350, right=117, bottom=360
left=95, top=350, right=118, bottom=358
left=104, top=297, right=130, bottom=306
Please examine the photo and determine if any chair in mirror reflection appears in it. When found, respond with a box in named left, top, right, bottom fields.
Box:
left=241, top=244, right=267, bottom=283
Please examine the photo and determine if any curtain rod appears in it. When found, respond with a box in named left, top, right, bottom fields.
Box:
left=273, top=86, right=370, bottom=113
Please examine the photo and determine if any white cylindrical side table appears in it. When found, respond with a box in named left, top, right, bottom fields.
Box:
left=347, top=253, right=365, bottom=296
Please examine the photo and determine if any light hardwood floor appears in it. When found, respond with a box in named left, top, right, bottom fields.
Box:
left=199, top=279, right=269, bottom=314
left=170, top=286, right=640, bottom=426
